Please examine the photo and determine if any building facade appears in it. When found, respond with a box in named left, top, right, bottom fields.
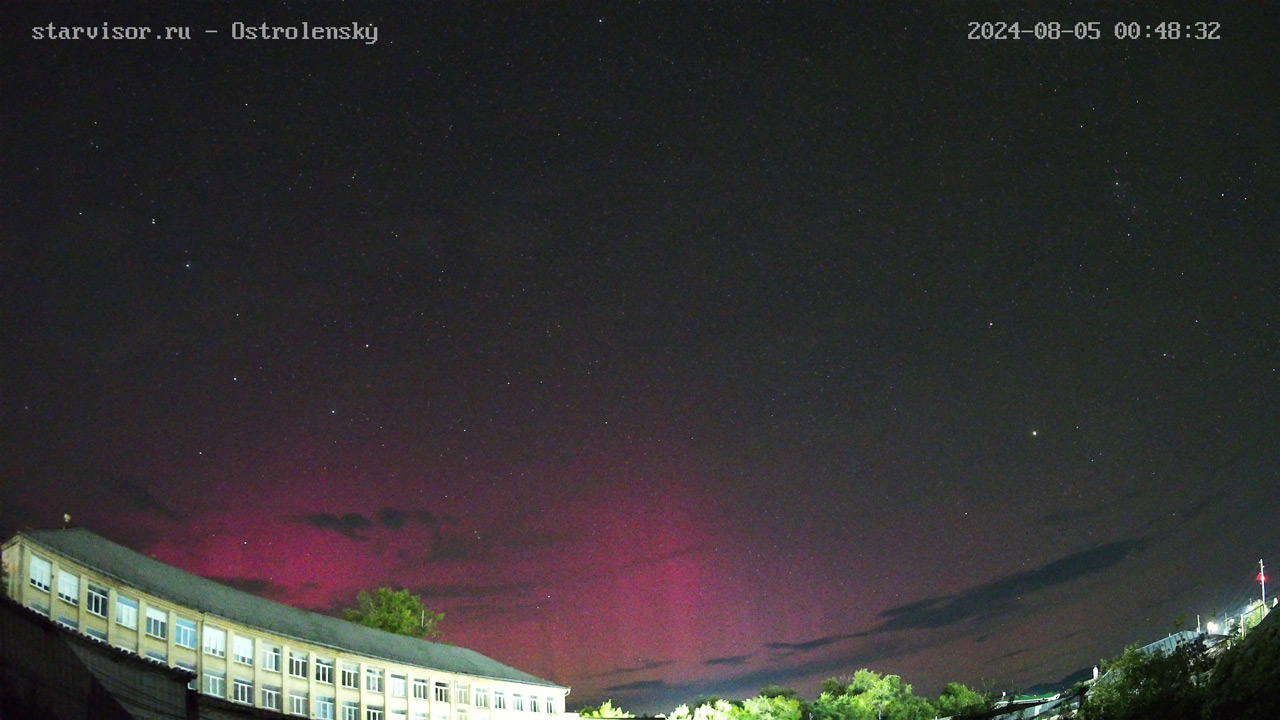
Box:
left=3, top=529, right=568, bottom=720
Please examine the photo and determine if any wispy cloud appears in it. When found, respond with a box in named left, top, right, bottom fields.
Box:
left=297, top=512, right=374, bottom=540
left=704, top=654, right=751, bottom=667
left=99, top=473, right=182, bottom=520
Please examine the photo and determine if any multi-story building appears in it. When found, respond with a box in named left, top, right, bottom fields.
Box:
left=3, top=528, right=568, bottom=720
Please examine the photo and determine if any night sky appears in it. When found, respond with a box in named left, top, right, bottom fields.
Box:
left=2, top=2, right=1277, bottom=714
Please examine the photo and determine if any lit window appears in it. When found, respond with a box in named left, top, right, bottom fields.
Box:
left=457, top=684, right=470, bottom=705
left=367, top=707, right=385, bottom=720
left=262, top=685, right=282, bottom=710
left=316, top=696, right=335, bottom=720
left=316, top=657, right=334, bottom=684
left=366, top=667, right=384, bottom=693
left=86, top=627, right=107, bottom=642
left=175, top=617, right=197, bottom=649
left=474, top=688, right=489, bottom=708
left=203, top=626, right=226, bottom=657
left=341, top=663, right=359, bottom=688
left=290, top=651, right=308, bottom=678
left=57, top=615, right=78, bottom=630
left=204, top=671, right=226, bottom=697
left=233, top=677, right=254, bottom=704
left=390, top=674, right=407, bottom=698
left=435, top=681, right=451, bottom=703
left=57, top=570, right=79, bottom=604
left=28, top=556, right=51, bottom=592
left=343, top=701, right=360, bottom=720
left=116, top=596, right=138, bottom=629
left=145, top=607, right=168, bottom=640
left=514, top=694, right=524, bottom=712
left=291, top=691, right=309, bottom=716
left=495, top=692, right=507, bottom=710
left=86, top=584, right=108, bottom=617
left=413, top=678, right=429, bottom=699
left=262, top=644, right=282, bottom=672
left=233, top=635, right=254, bottom=665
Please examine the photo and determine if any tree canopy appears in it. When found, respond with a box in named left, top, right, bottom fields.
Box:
left=580, top=700, right=635, bottom=718
left=341, top=587, right=443, bottom=639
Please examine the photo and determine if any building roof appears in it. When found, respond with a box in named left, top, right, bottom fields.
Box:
left=15, top=528, right=563, bottom=690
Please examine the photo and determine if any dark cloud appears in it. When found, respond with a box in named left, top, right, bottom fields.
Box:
left=604, top=679, right=668, bottom=692
left=99, top=474, right=181, bottom=520
left=205, top=576, right=289, bottom=602
left=584, top=659, right=674, bottom=679
left=765, top=634, right=860, bottom=654
left=298, top=512, right=374, bottom=540
left=704, top=655, right=751, bottom=667
left=870, top=539, right=1146, bottom=634
left=413, top=581, right=533, bottom=600
left=379, top=508, right=410, bottom=528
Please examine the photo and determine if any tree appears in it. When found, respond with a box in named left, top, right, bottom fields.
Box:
left=1202, top=608, right=1280, bottom=720
left=342, top=587, right=443, bottom=639
left=740, top=689, right=805, bottom=720
left=580, top=700, right=635, bottom=718
left=812, top=671, right=935, bottom=720
left=934, top=683, right=992, bottom=719
left=1080, top=639, right=1212, bottom=720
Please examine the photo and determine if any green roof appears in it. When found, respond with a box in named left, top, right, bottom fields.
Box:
left=17, top=528, right=563, bottom=690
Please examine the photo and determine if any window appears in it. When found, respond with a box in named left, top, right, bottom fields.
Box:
left=474, top=688, right=489, bottom=708
left=86, top=584, right=108, bottom=617
left=262, top=644, right=282, bottom=672
left=341, top=663, right=359, bottom=688
left=316, top=696, right=335, bottom=720
left=234, top=635, right=254, bottom=665
left=146, top=650, right=167, bottom=663
left=530, top=696, right=539, bottom=713
left=316, top=657, right=334, bottom=684
left=290, top=650, right=308, bottom=677
left=145, top=607, right=168, bottom=640
left=513, top=694, right=524, bottom=712
left=262, top=685, right=282, bottom=710
left=175, top=617, right=197, bottom=649
left=494, top=692, right=507, bottom=710
left=204, top=671, right=225, bottom=697
left=435, top=681, right=450, bottom=703
left=390, top=674, right=407, bottom=698
left=116, top=595, right=138, bottom=629
left=392, top=711, right=408, bottom=720
left=544, top=698, right=556, bottom=714
left=57, top=570, right=79, bottom=604
left=203, top=626, right=226, bottom=657
left=57, top=614, right=78, bottom=630
left=366, top=667, right=384, bottom=693
left=456, top=684, right=470, bottom=705
left=457, top=710, right=467, bottom=720
left=416, top=714, right=430, bottom=720
left=414, top=678, right=429, bottom=699
left=291, top=692, right=309, bottom=716
left=29, top=556, right=51, bottom=592
left=86, top=627, right=108, bottom=642
left=367, top=708, right=385, bottom=720
left=233, top=677, right=253, bottom=704
left=177, top=662, right=196, bottom=690
left=343, top=701, right=360, bottom=720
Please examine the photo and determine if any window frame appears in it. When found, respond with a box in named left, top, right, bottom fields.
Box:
left=289, top=650, right=308, bottom=678
left=203, top=626, right=227, bottom=658
left=145, top=606, right=168, bottom=640
left=204, top=671, right=226, bottom=697
left=233, top=635, right=254, bottom=666
left=57, top=570, right=79, bottom=605
left=115, top=595, right=139, bottom=629
left=232, top=677, right=254, bottom=704
left=28, top=556, right=51, bottom=592
left=175, top=616, right=197, bottom=649
left=494, top=691, right=507, bottom=710
left=262, top=685, right=283, bottom=711
left=86, top=583, right=108, bottom=617
left=262, top=644, right=283, bottom=672
left=435, top=681, right=451, bottom=703
left=341, top=663, right=359, bottom=688
left=474, top=688, right=489, bottom=708
left=290, top=691, right=310, bottom=716
left=390, top=673, right=407, bottom=698
left=366, top=667, right=384, bottom=693
left=316, top=657, right=335, bottom=684
left=413, top=677, right=430, bottom=700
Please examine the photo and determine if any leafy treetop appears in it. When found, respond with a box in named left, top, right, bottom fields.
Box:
left=342, top=587, right=443, bottom=639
